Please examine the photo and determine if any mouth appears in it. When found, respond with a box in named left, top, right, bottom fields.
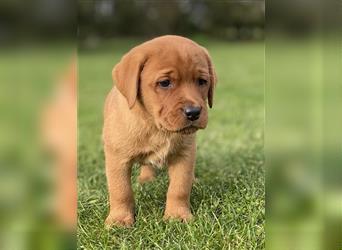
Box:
left=162, top=125, right=200, bottom=135
left=176, top=125, right=199, bottom=134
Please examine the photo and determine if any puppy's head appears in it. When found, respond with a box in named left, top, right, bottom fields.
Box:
left=113, top=35, right=217, bottom=134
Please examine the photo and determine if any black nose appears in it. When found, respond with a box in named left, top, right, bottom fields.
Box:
left=184, top=106, right=201, bottom=121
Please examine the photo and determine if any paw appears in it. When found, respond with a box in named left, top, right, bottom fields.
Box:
left=138, top=174, right=155, bottom=184
left=164, top=207, right=193, bottom=222
left=138, top=166, right=156, bottom=184
left=105, top=211, right=134, bottom=228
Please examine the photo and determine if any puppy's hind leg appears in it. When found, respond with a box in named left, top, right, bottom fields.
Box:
left=138, top=164, right=156, bottom=184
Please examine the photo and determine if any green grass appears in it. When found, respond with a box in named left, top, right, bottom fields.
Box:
left=78, top=37, right=265, bottom=249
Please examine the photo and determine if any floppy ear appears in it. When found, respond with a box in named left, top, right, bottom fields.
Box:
left=201, top=47, right=217, bottom=108
left=112, top=49, right=147, bottom=109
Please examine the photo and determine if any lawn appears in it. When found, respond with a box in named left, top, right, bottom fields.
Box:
left=78, top=37, right=265, bottom=249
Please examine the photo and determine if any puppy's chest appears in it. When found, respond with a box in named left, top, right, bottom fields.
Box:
left=138, top=134, right=180, bottom=167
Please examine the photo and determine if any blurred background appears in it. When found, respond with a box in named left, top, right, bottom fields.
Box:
left=78, top=0, right=264, bottom=44
left=0, top=1, right=76, bottom=250
left=266, top=1, right=342, bottom=250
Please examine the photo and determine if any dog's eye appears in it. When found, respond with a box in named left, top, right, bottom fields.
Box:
left=158, top=79, right=172, bottom=88
left=197, top=78, right=208, bottom=86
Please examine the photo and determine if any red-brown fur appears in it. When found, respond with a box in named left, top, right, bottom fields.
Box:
left=103, top=35, right=217, bottom=227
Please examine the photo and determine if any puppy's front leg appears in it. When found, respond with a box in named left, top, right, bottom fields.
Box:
left=164, top=145, right=195, bottom=222
left=104, top=148, right=134, bottom=228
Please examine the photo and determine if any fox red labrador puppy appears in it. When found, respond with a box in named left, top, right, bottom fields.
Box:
left=103, top=35, right=217, bottom=227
